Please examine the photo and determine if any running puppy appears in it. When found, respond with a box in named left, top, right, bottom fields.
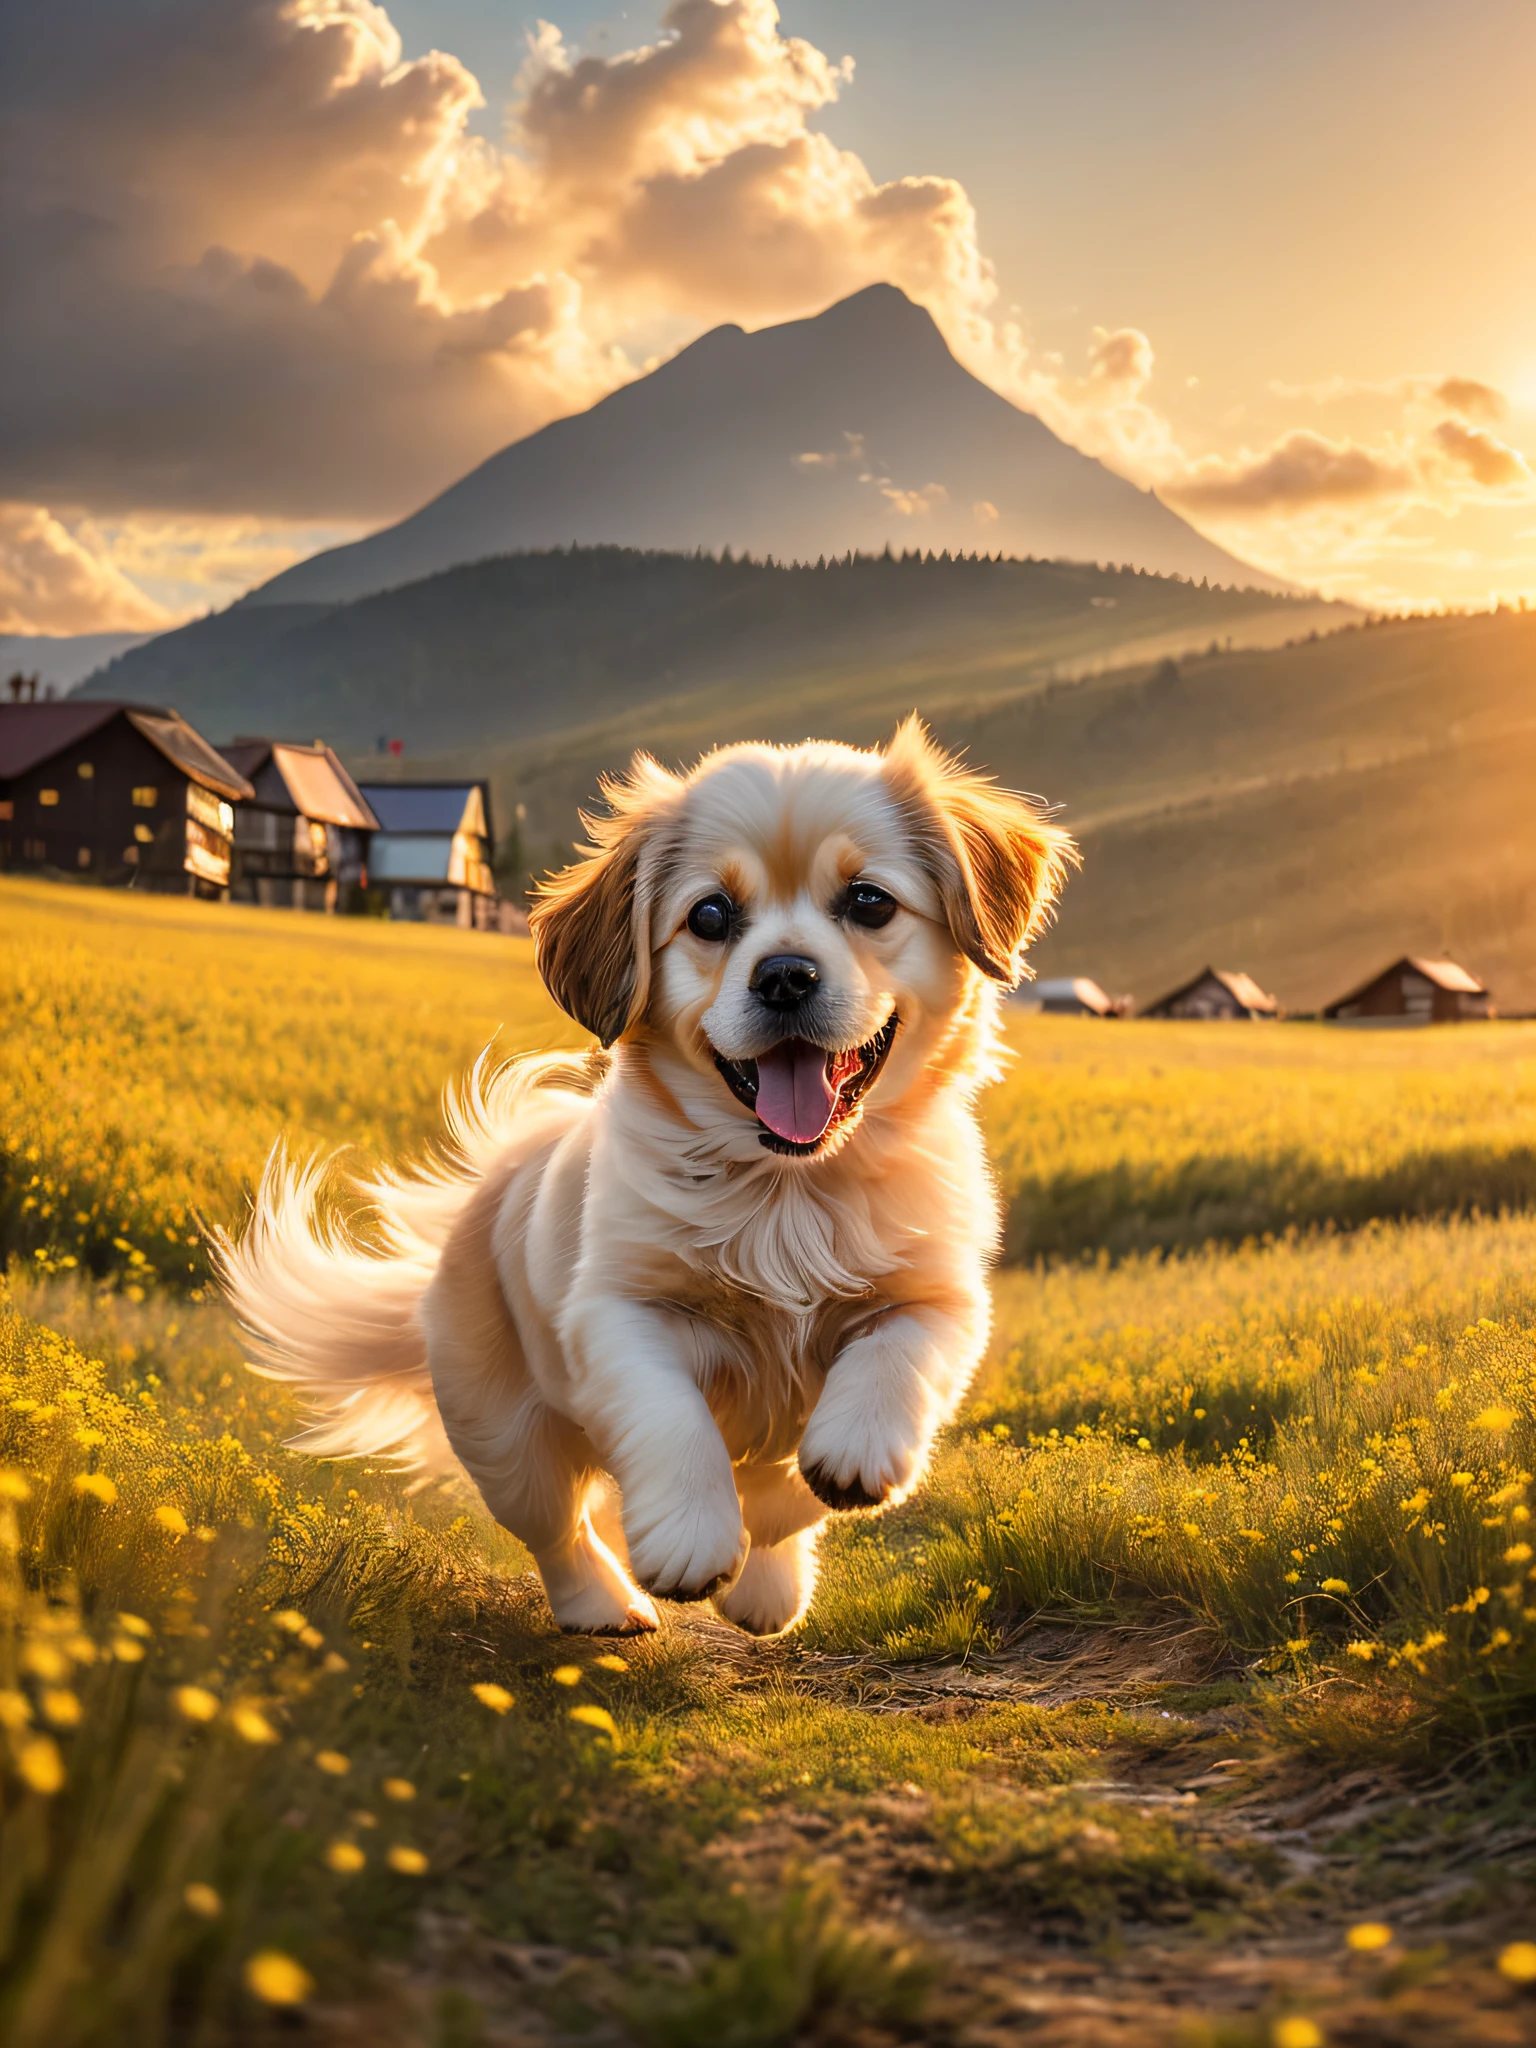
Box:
left=216, top=721, right=1073, bottom=1636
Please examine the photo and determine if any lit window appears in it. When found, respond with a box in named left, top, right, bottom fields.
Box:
left=134, top=824, right=154, bottom=844
left=77, top=846, right=91, bottom=868
left=77, top=762, right=94, bottom=780
left=132, top=786, right=157, bottom=808
left=0, top=800, right=11, bottom=822
left=38, top=788, right=59, bottom=806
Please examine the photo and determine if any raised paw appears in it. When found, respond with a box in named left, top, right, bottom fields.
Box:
left=798, top=1461, right=889, bottom=1512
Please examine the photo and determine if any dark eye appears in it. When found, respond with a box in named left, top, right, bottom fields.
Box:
left=686, top=893, right=734, bottom=942
left=845, top=881, right=898, bottom=930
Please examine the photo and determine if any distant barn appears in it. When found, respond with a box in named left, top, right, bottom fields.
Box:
left=1323, top=956, right=1490, bottom=1024
left=221, top=739, right=378, bottom=911
left=1140, top=966, right=1279, bottom=1020
left=356, top=780, right=497, bottom=928
left=0, top=700, right=252, bottom=895
left=1013, top=976, right=1123, bottom=1017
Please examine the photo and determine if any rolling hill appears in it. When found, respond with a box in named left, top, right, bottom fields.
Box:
left=246, top=285, right=1279, bottom=606
left=80, top=545, right=1342, bottom=758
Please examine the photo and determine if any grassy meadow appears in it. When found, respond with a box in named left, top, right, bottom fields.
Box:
left=3, top=875, right=1536, bottom=2046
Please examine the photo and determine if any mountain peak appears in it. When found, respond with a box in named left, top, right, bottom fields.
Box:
left=245, top=284, right=1279, bottom=607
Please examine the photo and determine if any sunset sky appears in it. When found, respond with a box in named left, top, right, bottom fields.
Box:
left=4, top=0, right=1534, bottom=633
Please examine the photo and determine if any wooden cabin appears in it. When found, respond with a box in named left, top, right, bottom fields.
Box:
left=0, top=701, right=252, bottom=895
left=1012, top=976, right=1123, bottom=1017
left=356, top=780, right=497, bottom=928
left=220, top=739, right=378, bottom=911
left=1140, top=966, right=1279, bottom=1020
left=1323, top=956, right=1490, bottom=1024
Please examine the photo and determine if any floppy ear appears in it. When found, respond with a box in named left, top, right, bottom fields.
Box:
left=529, top=753, right=682, bottom=1046
left=883, top=715, right=1077, bottom=985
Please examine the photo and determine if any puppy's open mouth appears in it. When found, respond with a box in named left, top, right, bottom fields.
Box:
left=713, top=1015, right=898, bottom=1156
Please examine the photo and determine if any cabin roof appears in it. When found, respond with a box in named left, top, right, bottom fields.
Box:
left=0, top=701, right=253, bottom=801
left=0, top=700, right=123, bottom=778
left=1027, top=976, right=1117, bottom=1014
left=1324, top=954, right=1486, bottom=1012
left=222, top=739, right=378, bottom=829
left=1145, top=965, right=1278, bottom=1015
left=357, top=781, right=488, bottom=837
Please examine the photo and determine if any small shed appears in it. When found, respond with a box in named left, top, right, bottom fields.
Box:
left=1140, top=966, right=1279, bottom=1020
left=1323, top=956, right=1490, bottom=1024
left=1012, top=976, right=1123, bottom=1017
left=220, top=739, right=379, bottom=911
left=0, top=700, right=253, bottom=895
left=356, top=780, right=497, bottom=928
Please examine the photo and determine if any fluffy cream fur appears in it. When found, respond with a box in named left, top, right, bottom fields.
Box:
left=215, top=721, right=1074, bottom=1637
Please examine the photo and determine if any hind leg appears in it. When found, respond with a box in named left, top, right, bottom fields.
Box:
left=713, top=1460, right=825, bottom=1637
left=423, top=1185, right=657, bottom=1635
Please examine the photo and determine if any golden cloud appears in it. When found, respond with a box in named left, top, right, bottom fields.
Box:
left=1430, top=418, right=1530, bottom=488
left=1165, top=431, right=1415, bottom=515
left=1432, top=377, right=1507, bottom=425
left=0, top=505, right=171, bottom=635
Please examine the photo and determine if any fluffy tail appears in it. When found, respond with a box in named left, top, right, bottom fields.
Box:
left=211, top=1047, right=601, bottom=1474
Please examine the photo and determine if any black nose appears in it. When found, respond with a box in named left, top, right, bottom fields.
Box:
left=751, top=953, right=820, bottom=1011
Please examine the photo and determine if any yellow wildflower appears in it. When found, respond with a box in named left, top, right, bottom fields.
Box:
left=0, top=1469, right=32, bottom=1502
left=1450, top=1472, right=1474, bottom=1489
left=1271, top=2021, right=1323, bottom=2048
left=551, top=1664, right=582, bottom=1686
left=72, top=1473, right=117, bottom=1504
left=21, top=1641, right=70, bottom=1682
left=40, top=1688, right=82, bottom=1728
left=1321, top=1578, right=1350, bottom=1596
left=272, top=1610, right=308, bottom=1635
left=16, top=1735, right=65, bottom=1795
left=116, top=1614, right=153, bottom=1638
left=229, top=1705, right=280, bottom=1745
left=1504, top=1544, right=1533, bottom=1565
left=153, top=1505, right=189, bottom=1536
left=0, top=1689, right=33, bottom=1730
left=1345, top=1642, right=1377, bottom=1661
left=244, top=1951, right=314, bottom=2006
left=1474, top=1406, right=1516, bottom=1433
left=1498, top=1942, right=1536, bottom=1984
left=314, top=1749, right=350, bottom=1776
left=325, top=1840, right=366, bottom=1873
left=174, top=1686, right=220, bottom=1722
left=570, top=1704, right=619, bottom=1740
left=382, top=1777, right=416, bottom=1801
left=592, top=1654, right=629, bottom=1673
left=183, top=1883, right=222, bottom=1919
left=471, top=1682, right=514, bottom=1714
left=1346, top=1922, right=1392, bottom=1951
left=387, top=1845, right=427, bottom=1874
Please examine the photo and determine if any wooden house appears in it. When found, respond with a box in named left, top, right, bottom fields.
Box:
left=1323, top=956, right=1490, bottom=1024
left=220, top=739, right=379, bottom=911
left=1140, top=966, right=1279, bottom=1020
left=356, top=780, right=498, bottom=928
left=0, top=701, right=252, bottom=895
left=1012, top=976, right=1124, bottom=1017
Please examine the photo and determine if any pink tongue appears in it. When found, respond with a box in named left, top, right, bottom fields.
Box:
left=753, top=1040, right=837, bottom=1144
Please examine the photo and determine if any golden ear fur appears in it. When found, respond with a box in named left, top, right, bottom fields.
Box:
left=529, top=753, right=682, bottom=1046
left=883, top=715, right=1077, bottom=985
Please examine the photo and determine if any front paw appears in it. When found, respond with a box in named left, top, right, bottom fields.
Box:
left=797, top=1401, right=921, bottom=1514
left=799, top=1461, right=889, bottom=1511
left=625, top=1492, right=747, bottom=1603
